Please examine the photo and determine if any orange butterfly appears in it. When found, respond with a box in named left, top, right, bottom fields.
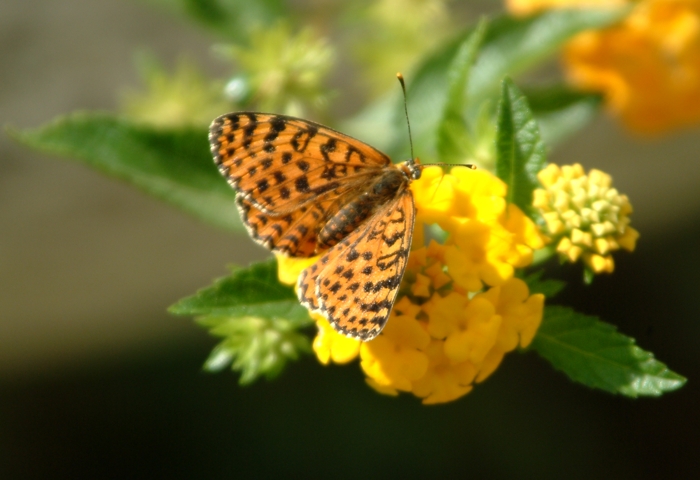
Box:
left=210, top=112, right=424, bottom=341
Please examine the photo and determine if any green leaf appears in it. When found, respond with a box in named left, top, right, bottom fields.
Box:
left=467, top=8, right=627, bottom=102
left=521, top=270, right=566, bottom=298
left=378, top=8, right=626, bottom=160
left=170, top=258, right=313, bottom=384
left=9, top=112, right=243, bottom=232
left=526, top=85, right=603, bottom=147
left=531, top=306, right=687, bottom=397
left=436, top=19, right=487, bottom=164
left=169, top=258, right=309, bottom=322
left=147, top=0, right=286, bottom=42
left=495, top=78, right=546, bottom=216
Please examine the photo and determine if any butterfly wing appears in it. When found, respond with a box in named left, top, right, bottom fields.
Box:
left=236, top=181, right=370, bottom=257
left=210, top=112, right=395, bottom=257
left=210, top=112, right=391, bottom=214
left=297, top=189, right=415, bottom=340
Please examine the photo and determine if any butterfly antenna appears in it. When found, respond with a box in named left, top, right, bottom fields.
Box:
left=397, top=73, right=416, bottom=165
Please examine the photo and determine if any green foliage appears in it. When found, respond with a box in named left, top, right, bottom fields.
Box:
left=531, top=306, right=686, bottom=397
left=170, top=259, right=308, bottom=321
left=583, top=266, right=596, bottom=285
left=372, top=8, right=626, bottom=160
left=347, top=0, right=456, bottom=96
left=170, top=259, right=313, bottom=383
left=524, top=85, right=603, bottom=147
left=148, top=0, right=287, bottom=42
left=10, top=113, right=242, bottom=232
left=521, top=270, right=566, bottom=298
left=495, top=78, right=546, bottom=218
left=435, top=20, right=486, bottom=165
left=467, top=9, right=626, bottom=102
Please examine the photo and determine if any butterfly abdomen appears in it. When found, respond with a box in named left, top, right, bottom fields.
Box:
left=317, top=168, right=409, bottom=251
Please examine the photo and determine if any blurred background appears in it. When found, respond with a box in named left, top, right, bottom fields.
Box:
left=1, top=0, right=698, bottom=478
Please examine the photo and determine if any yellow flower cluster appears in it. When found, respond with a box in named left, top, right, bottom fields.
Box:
left=507, top=0, right=700, bottom=134
left=360, top=249, right=543, bottom=404
left=411, top=168, right=546, bottom=289
left=279, top=167, right=546, bottom=404
left=533, top=163, right=639, bottom=274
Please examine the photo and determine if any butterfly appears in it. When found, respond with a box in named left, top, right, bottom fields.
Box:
left=209, top=112, right=425, bottom=341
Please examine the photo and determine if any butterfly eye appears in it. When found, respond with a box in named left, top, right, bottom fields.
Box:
left=410, top=166, right=422, bottom=180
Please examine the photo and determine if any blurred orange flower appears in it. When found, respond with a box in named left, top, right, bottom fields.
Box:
left=508, top=0, right=700, bottom=134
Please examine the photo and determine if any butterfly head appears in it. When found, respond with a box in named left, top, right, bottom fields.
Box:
left=400, top=157, right=423, bottom=181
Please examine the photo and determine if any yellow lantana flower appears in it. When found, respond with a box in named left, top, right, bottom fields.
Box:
left=533, top=163, right=639, bottom=275
left=412, top=168, right=545, bottom=289
left=507, top=0, right=700, bottom=134
left=278, top=167, right=546, bottom=404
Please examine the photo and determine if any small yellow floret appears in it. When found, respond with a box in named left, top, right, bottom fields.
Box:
left=617, top=226, right=640, bottom=251
left=276, top=253, right=318, bottom=285
left=312, top=313, right=361, bottom=365
left=360, top=314, right=431, bottom=391
left=411, top=273, right=433, bottom=298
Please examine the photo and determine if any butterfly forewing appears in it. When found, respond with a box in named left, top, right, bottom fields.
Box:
left=236, top=181, right=377, bottom=257
left=297, top=190, right=415, bottom=341
left=210, top=113, right=392, bottom=214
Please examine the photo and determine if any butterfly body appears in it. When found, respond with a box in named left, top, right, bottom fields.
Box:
left=210, top=112, right=422, bottom=341
left=318, top=166, right=415, bottom=250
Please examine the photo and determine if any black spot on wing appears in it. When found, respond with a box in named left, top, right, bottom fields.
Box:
left=295, top=176, right=310, bottom=193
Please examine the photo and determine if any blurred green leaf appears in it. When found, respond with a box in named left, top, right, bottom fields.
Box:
left=468, top=8, right=626, bottom=102
left=10, top=112, right=243, bottom=232
left=436, top=19, right=486, bottom=165
left=380, top=8, right=625, bottom=160
left=531, top=306, right=687, bottom=397
left=170, top=258, right=313, bottom=384
left=340, top=94, right=399, bottom=158
left=495, top=78, right=546, bottom=216
left=521, top=270, right=566, bottom=298
left=169, top=258, right=309, bottom=322
left=526, top=85, right=603, bottom=146
left=147, top=0, right=287, bottom=42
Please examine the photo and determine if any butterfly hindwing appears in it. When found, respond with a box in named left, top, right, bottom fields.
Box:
left=297, top=190, right=415, bottom=340
left=236, top=182, right=375, bottom=257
